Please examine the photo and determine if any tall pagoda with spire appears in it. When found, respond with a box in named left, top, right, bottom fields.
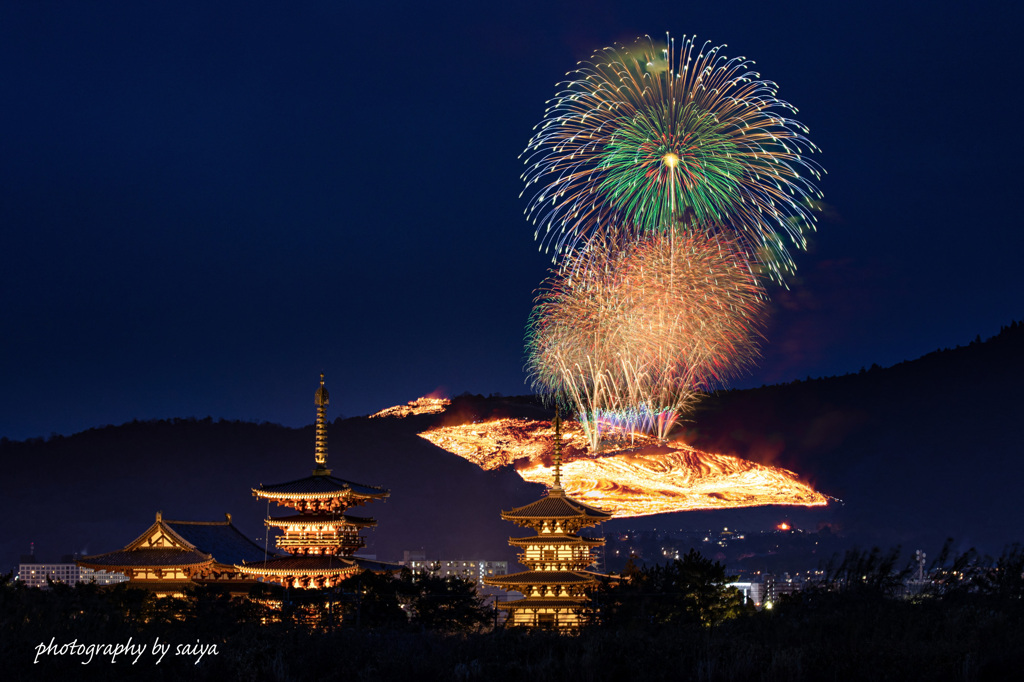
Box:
left=236, top=374, right=389, bottom=588
left=485, top=410, right=612, bottom=628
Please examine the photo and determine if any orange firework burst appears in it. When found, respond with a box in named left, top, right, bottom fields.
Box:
left=527, top=228, right=766, bottom=448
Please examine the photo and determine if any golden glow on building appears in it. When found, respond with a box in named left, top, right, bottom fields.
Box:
left=237, top=375, right=390, bottom=589
left=77, top=512, right=267, bottom=597
left=485, top=412, right=611, bottom=629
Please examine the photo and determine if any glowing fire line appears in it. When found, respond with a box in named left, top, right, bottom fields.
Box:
left=419, top=417, right=826, bottom=518
left=370, top=397, right=451, bottom=419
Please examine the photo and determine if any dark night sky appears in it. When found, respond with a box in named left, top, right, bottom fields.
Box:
left=3, top=1, right=1022, bottom=442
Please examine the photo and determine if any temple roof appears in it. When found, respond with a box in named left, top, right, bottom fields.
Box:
left=125, top=580, right=195, bottom=593
left=254, top=473, right=389, bottom=500
left=236, top=554, right=361, bottom=576
left=352, top=557, right=403, bottom=573
left=78, top=512, right=272, bottom=570
left=500, top=489, right=611, bottom=522
left=78, top=547, right=210, bottom=569
left=495, top=597, right=590, bottom=610
left=485, top=570, right=600, bottom=586
left=166, top=518, right=273, bottom=565
left=266, top=513, right=376, bottom=527
left=508, top=535, right=604, bottom=547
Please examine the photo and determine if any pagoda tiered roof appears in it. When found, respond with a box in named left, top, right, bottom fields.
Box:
left=485, top=570, right=599, bottom=587
left=500, top=488, right=611, bottom=522
left=265, top=513, right=376, bottom=527
left=507, top=534, right=604, bottom=547
left=485, top=412, right=611, bottom=628
left=254, top=472, right=388, bottom=501
left=237, top=554, right=360, bottom=577
left=495, top=597, right=590, bottom=610
left=237, top=554, right=401, bottom=578
left=240, top=375, right=394, bottom=589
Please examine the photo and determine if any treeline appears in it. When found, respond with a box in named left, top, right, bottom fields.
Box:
left=2, top=568, right=492, bottom=681
left=5, top=547, right=1024, bottom=680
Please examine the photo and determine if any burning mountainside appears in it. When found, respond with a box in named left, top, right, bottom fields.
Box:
left=419, top=417, right=827, bottom=518
left=370, top=397, right=451, bottom=419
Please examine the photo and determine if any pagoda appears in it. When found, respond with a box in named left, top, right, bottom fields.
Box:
left=485, top=410, right=611, bottom=628
left=236, top=374, right=389, bottom=588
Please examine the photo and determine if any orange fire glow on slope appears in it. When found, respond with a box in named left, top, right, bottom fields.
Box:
left=370, top=397, right=451, bottom=419
left=419, top=418, right=827, bottom=518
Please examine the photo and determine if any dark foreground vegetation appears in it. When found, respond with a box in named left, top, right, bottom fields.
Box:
left=4, top=547, right=1024, bottom=681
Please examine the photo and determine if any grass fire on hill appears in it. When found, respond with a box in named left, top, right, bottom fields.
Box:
left=417, top=413, right=827, bottom=518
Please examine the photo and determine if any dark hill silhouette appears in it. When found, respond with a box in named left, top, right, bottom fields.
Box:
left=3, top=324, right=1022, bottom=569
left=676, top=320, right=1024, bottom=553
left=0, top=397, right=550, bottom=569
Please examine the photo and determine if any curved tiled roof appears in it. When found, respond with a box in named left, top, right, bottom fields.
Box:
left=485, top=570, right=598, bottom=586
left=501, top=490, right=611, bottom=521
left=236, top=554, right=360, bottom=576
left=496, top=597, right=589, bottom=610
left=352, top=557, right=403, bottom=573
left=266, top=513, right=376, bottom=527
left=125, top=580, right=195, bottom=593
left=508, top=535, right=604, bottom=547
left=78, top=547, right=211, bottom=569
left=254, top=474, right=389, bottom=500
left=77, top=514, right=277, bottom=571
left=167, top=520, right=273, bottom=565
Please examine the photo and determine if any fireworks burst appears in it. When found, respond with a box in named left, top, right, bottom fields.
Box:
left=527, top=228, right=766, bottom=448
left=522, top=33, right=823, bottom=279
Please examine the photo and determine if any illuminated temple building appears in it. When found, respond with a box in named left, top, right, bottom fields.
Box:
left=236, top=374, right=390, bottom=588
left=76, top=512, right=268, bottom=597
left=485, top=412, right=611, bottom=628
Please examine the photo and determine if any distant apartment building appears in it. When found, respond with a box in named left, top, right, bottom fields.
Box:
left=728, top=580, right=756, bottom=605
left=18, top=556, right=128, bottom=589
left=401, top=551, right=508, bottom=585
left=736, top=572, right=809, bottom=608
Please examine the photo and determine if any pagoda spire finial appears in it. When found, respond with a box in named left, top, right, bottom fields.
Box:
left=551, top=405, right=563, bottom=493
left=313, top=372, right=331, bottom=475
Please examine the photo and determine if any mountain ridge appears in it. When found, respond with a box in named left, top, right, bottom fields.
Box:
left=3, top=322, right=1021, bottom=568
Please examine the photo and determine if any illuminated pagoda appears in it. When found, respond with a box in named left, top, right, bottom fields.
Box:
left=77, top=512, right=268, bottom=597
left=485, top=410, right=611, bottom=628
left=236, top=374, right=390, bottom=588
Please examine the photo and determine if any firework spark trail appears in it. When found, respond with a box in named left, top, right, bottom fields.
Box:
left=527, top=229, right=765, bottom=447
left=522, top=33, right=823, bottom=280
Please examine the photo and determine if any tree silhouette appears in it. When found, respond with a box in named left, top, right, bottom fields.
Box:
left=596, top=550, right=748, bottom=628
